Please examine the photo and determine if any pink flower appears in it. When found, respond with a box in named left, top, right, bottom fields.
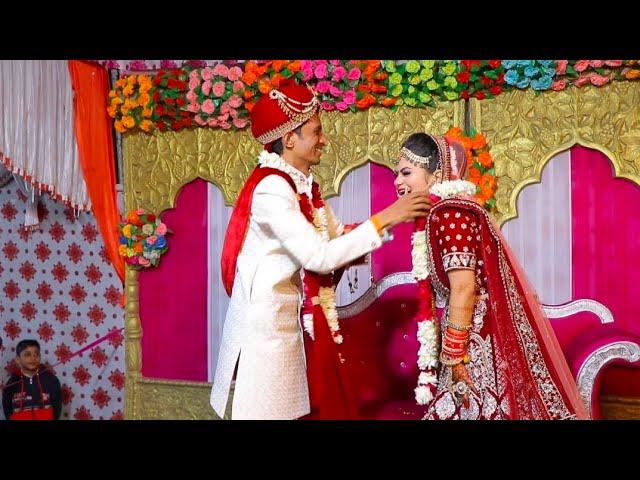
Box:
left=343, top=90, right=356, bottom=105
left=314, top=63, right=328, bottom=79
left=138, top=257, right=150, bottom=267
left=213, top=63, right=229, bottom=77
left=201, top=99, right=215, bottom=115
left=300, top=60, right=313, bottom=71
left=332, top=66, right=347, bottom=82
left=159, top=60, right=178, bottom=69
left=347, top=67, right=361, bottom=81
left=217, top=113, right=230, bottom=122
left=201, top=67, right=215, bottom=81
left=228, top=66, right=243, bottom=81
left=220, top=103, right=231, bottom=114
left=329, top=85, right=342, bottom=97
left=551, top=80, right=567, bottom=91
left=189, top=77, right=200, bottom=90
left=155, top=223, right=167, bottom=236
left=589, top=60, right=604, bottom=68
left=233, top=80, right=244, bottom=93
left=228, top=94, right=242, bottom=108
left=207, top=118, right=219, bottom=127
left=573, top=75, right=591, bottom=87
left=212, top=81, right=226, bottom=97
left=233, top=118, right=248, bottom=129
left=229, top=108, right=238, bottom=119
left=321, top=101, right=335, bottom=111
left=574, top=60, right=590, bottom=73
left=127, top=257, right=138, bottom=265
left=219, top=121, right=231, bottom=130
left=187, top=102, right=200, bottom=113
left=555, top=60, right=568, bottom=75
left=194, top=114, right=206, bottom=125
left=330, top=60, right=341, bottom=66
left=301, top=69, right=314, bottom=82
left=590, top=73, right=611, bottom=86
left=336, top=101, right=349, bottom=111
left=202, top=80, right=212, bottom=96
left=605, top=60, right=623, bottom=67
left=316, top=80, right=331, bottom=94
left=186, top=90, right=196, bottom=102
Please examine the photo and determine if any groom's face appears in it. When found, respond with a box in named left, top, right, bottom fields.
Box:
left=290, top=115, right=326, bottom=167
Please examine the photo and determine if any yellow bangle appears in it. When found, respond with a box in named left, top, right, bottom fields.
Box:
left=370, top=214, right=384, bottom=235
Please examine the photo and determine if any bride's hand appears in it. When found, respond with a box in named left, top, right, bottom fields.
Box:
left=451, top=363, right=479, bottom=408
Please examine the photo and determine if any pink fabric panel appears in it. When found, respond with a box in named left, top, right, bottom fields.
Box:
left=571, top=146, right=640, bottom=337
left=139, top=179, right=208, bottom=381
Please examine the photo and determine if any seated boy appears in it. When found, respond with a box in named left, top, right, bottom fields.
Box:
left=2, top=339, right=62, bottom=420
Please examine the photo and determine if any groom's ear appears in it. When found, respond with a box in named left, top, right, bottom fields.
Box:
left=283, top=131, right=295, bottom=149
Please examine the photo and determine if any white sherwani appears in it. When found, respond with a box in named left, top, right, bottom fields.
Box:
left=210, top=162, right=384, bottom=420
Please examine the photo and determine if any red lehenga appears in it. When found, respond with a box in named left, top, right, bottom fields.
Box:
left=423, top=197, right=588, bottom=420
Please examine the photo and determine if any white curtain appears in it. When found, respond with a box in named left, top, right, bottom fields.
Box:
left=501, top=151, right=572, bottom=305
left=326, top=163, right=372, bottom=305
left=0, top=60, right=90, bottom=211
left=207, top=183, right=233, bottom=381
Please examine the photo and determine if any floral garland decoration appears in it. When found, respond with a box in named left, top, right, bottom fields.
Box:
left=107, top=74, right=154, bottom=133
left=384, top=60, right=462, bottom=107
left=242, top=60, right=301, bottom=112
left=502, top=60, right=556, bottom=91
left=187, top=64, right=249, bottom=130
left=118, top=209, right=169, bottom=268
left=552, top=60, right=624, bottom=91
left=411, top=217, right=440, bottom=405
left=106, top=60, right=636, bottom=134
left=457, top=60, right=505, bottom=100
left=257, top=150, right=342, bottom=344
left=152, top=68, right=193, bottom=132
left=446, top=127, right=497, bottom=210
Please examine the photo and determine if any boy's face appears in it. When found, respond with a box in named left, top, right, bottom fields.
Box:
left=16, top=346, right=40, bottom=374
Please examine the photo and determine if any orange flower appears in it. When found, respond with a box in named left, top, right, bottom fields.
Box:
left=123, top=84, right=134, bottom=97
left=107, top=105, right=117, bottom=118
left=258, top=79, right=271, bottom=94
left=115, top=78, right=126, bottom=88
left=244, top=61, right=259, bottom=73
left=626, top=69, right=640, bottom=80
left=471, top=133, right=487, bottom=150
left=272, top=60, right=288, bottom=72
left=242, top=71, right=258, bottom=86
left=271, top=73, right=283, bottom=88
left=140, top=120, right=153, bottom=132
left=142, top=108, right=153, bottom=118
left=468, top=166, right=482, bottom=183
left=478, top=151, right=493, bottom=168
left=133, top=242, right=144, bottom=254
left=114, top=120, right=126, bottom=133
left=245, top=102, right=255, bottom=112
left=126, top=75, right=137, bottom=86
left=138, top=93, right=151, bottom=106
left=446, top=127, right=464, bottom=138
left=110, top=96, right=123, bottom=106
left=374, top=72, right=388, bottom=82
left=288, top=61, right=301, bottom=73
left=480, top=173, right=496, bottom=190
left=122, top=116, right=135, bottom=129
left=381, top=97, right=397, bottom=108
left=243, top=89, right=254, bottom=100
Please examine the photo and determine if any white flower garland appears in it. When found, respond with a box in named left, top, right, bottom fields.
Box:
left=429, top=179, right=477, bottom=200
left=258, top=151, right=341, bottom=344
left=412, top=180, right=477, bottom=405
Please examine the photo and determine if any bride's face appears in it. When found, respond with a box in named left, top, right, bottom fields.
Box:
left=393, top=157, right=434, bottom=197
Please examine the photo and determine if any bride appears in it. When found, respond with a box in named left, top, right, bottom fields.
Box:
left=392, top=132, right=588, bottom=419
